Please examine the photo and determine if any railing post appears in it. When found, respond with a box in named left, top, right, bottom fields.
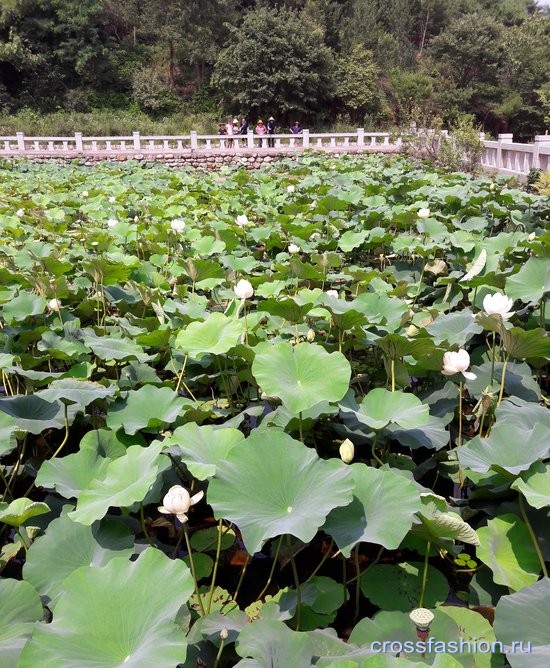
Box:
left=190, top=131, right=198, bottom=150
left=533, top=135, right=550, bottom=169
left=75, top=132, right=83, bottom=151
left=302, top=128, right=309, bottom=149
left=357, top=128, right=365, bottom=148
left=16, top=132, right=25, bottom=152
left=247, top=130, right=254, bottom=149
left=496, top=133, right=513, bottom=170
left=133, top=131, right=141, bottom=150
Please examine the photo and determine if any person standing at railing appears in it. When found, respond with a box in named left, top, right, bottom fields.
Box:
left=290, top=121, right=302, bottom=134
left=239, top=118, right=248, bottom=135
left=267, top=116, right=276, bottom=148
left=255, top=119, right=267, bottom=147
left=226, top=118, right=235, bottom=148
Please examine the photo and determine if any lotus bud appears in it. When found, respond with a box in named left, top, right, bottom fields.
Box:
left=157, top=485, right=204, bottom=524
left=528, top=232, right=536, bottom=241
left=16, top=208, right=24, bottom=217
left=48, top=298, right=61, bottom=311
left=109, top=196, right=116, bottom=203
left=288, top=243, right=300, bottom=254
left=306, top=328, right=316, bottom=342
left=82, top=190, right=89, bottom=198
left=326, top=289, right=339, bottom=299
left=409, top=608, right=434, bottom=631
left=220, top=627, right=229, bottom=640
left=417, top=208, right=430, bottom=219
left=287, top=185, right=295, bottom=193
left=170, top=219, right=185, bottom=232
left=107, top=219, right=118, bottom=228
left=339, top=438, right=355, bottom=464
left=236, top=214, right=249, bottom=227
left=235, top=279, right=254, bottom=300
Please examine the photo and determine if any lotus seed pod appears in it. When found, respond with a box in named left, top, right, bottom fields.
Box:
left=409, top=607, right=434, bottom=631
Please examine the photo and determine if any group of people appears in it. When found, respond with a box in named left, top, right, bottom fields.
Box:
left=218, top=117, right=303, bottom=147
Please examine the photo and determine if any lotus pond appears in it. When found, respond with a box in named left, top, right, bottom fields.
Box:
left=0, top=155, right=549, bottom=667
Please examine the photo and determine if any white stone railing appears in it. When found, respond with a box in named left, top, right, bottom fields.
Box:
left=481, top=133, right=550, bottom=175
left=0, top=129, right=398, bottom=155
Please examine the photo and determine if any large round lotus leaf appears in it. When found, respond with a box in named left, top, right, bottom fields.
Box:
left=175, top=311, right=244, bottom=358
left=344, top=389, right=429, bottom=431
left=106, top=385, right=190, bottom=434
left=0, top=498, right=50, bottom=528
left=164, top=422, right=245, bottom=479
left=512, top=462, right=550, bottom=509
left=359, top=562, right=449, bottom=611
left=36, top=448, right=111, bottom=499
left=251, top=342, right=351, bottom=415
left=38, top=379, right=117, bottom=406
left=68, top=442, right=169, bottom=525
left=0, top=395, right=62, bottom=434
left=0, top=410, right=16, bottom=456
left=494, top=578, right=550, bottom=667
left=208, top=429, right=354, bottom=554
left=476, top=515, right=541, bottom=591
left=2, top=292, right=46, bottom=324
left=323, top=464, right=422, bottom=557
left=415, top=510, right=480, bottom=546
left=359, top=656, right=463, bottom=668
left=505, top=256, right=550, bottom=304
left=0, top=579, right=43, bottom=668
left=18, top=548, right=193, bottom=668
left=82, top=332, right=151, bottom=362
left=235, top=619, right=314, bottom=668
left=458, top=423, right=550, bottom=475
left=426, top=310, right=483, bottom=346
left=23, top=512, right=134, bottom=606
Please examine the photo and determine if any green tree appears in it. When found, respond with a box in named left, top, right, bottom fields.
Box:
left=334, top=45, right=383, bottom=124
left=211, top=6, right=335, bottom=121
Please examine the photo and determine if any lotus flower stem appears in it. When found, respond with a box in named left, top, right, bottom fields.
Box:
left=346, top=545, right=384, bottom=585
left=231, top=555, right=251, bottom=603
left=497, top=355, right=510, bottom=406
left=298, top=412, right=304, bottom=443
left=305, top=539, right=334, bottom=583
left=354, top=545, right=361, bottom=622
left=518, top=494, right=548, bottom=578
left=139, top=503, right=154, bottom=547
left=16, top=527, right=30, bottom=551
left=391, top=359, right=396, bottom=392
left=183, top=523, right=206, bottom=616
left=490, top=332, right=497, bottom=385
left=213, top=635, right=226, bottom=668
left=287, top=535, right=302, bottom=630
left=257, top=535, right=284, bottom=600
left=0, top=465, right=14, bottom=501
left=458, top=382, right=463, bottom=448
left=371, top=434, right=384, bottom=467
left=206, top=519, right=224, bottom=615
left=418, top=541, right=431, bottom=608
left=540, top=297, right=546, bottom=330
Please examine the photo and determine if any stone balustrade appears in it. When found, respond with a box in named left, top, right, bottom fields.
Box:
left=481, top=133, right=550, bottom=176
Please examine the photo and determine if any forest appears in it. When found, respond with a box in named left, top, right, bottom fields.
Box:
left=0, top=0, right=549, bottom=138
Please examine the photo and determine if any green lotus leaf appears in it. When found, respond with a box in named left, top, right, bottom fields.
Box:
left=426, top=310, right=483, bottom=346
left=164, top=422, right=245, bottom=480
left=18, top=548, right=193, bottom=668
left=38, top=379, right=117, bottom=406
left=494, top=578, right=550, bottom=667
left=106, top=385, right=189, bottom=434
left=23, top=512, right=133, bottom=606
left=375, top=333, right=436, bottom=361
left=36, top=447, right=111, bottom=499
left=324, top=464, right=422, bottom=557
left=82, top=332, right=152, bottom=362
left=465, top=362, right=541, bottom=401
left=0, top=579, right=43, bottom=668
left=476, top=515, right=541, bottom=591
left=385, top=415, right=450, bottom=451
left=252, top=342, right=351, bottom=415
left=500, top=328, right=550, bottom=360
left=68, top=442, right=169, bottom=525
left=342, top=388, right=429, bottom=431
left=359, top=563, right=448, bottom=611
left=175, top=311, right=244, bottom=357
left=0, top=395, right=62, bottom=434
left=208, top=429, right=354, bottom=554
left=257, top=298, right=314, bottom=323
left=0, top=498, right=50, bottom=527
left=458, top=423, right=550, bottom=475
left=512, top=462, right=550, bottom=509
left=505, top=257, right=550, bottom=304
left=235, top=619, right=315, bottom=668
left=353, top=293, right=409, bottom=332
left=338, top=230, right=369, bottom=252
left=0, top=411, right=17, bottom=456
left=2, top=292, right=46, bottom=324
left=416, top=510, right=480, bottom=546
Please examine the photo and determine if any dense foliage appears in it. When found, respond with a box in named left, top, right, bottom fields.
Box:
left=0, top=0, right=549, bottom=136
left=0, top=155, right=549, bottom=666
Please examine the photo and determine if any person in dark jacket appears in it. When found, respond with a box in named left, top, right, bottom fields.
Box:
left=290, top=121, right=302, bottom=134
left=239, top=118, right=248, bottom=135
left=267, top=116, right=276, bottom=148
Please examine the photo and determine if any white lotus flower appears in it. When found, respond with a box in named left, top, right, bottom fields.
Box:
left=236, top=214, right=249, bottom=227
left=339, top=438, right=355, bottom=464
left=16, top=208, right=24, bottom=217
left=288, top=243, right=300, bottom=254
left=417, top=208, right=430, bottom=219
left=157, top=485, right=204, bottom=524
left=409, top=608, right=434, bottom=631
left=235, top=279, right=254, bottom=300
left=82, top=190, right=89, bottom=198
left=107, top=218, right=118, bottom=228
left=528, top=232, right=536, bottom=241
left=287, top=185, right=295, bottom=193
left=170, top=219, right=185, bottom=232
left=109, top=196, right=116, bottom=203
left=442, top=349, right=477, bottom=380
left=483, top=292, right=514, bottom=320
left=48, top=298, right=61, bottom=311
left=306, top=328, right=316, bottom=342
left=326, top=289, right=339, bottom=298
